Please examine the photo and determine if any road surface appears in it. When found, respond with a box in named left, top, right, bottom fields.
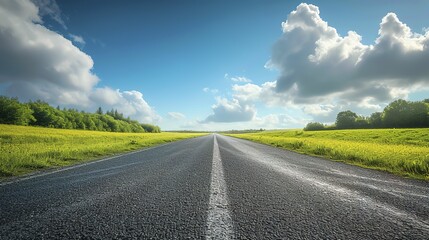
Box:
left=1, top=134, right=428, bottom=239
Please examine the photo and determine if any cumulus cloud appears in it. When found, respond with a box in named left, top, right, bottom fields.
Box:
left=90, top=87, right=161, bottom=123
left=231, top=81, right=295, bottom=107
left=203, top=97, right=256, bottom=123
left=231, top=83, right=262, bottom=102
left=268, top=3, right=429, bottom=105
left=167, top=112, right=186, bottom=120
left=0, top=0, right=98, bottom=105
left=227, top=3, right=429, bottom=124
left=0, top=0, right=160, bottom=123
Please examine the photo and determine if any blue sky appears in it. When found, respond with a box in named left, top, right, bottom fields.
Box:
left=1, top=0, right=429, bottom=130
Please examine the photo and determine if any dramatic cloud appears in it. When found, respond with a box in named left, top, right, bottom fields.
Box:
left=0, top=0, right=97, bottom=105
left=167, top=112, right=186, bottom=120
left=203, top=97, right=256, bottom=123
left=0, top=0, right=160, bottom=123
left=223, top=3, right=429, bottom=124
left=267, top=3, right=429, bottom=105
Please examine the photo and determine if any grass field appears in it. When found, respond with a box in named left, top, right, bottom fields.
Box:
left=226, top=129, right=429, bottom=180
left=0, top=124, right=207, bottom=177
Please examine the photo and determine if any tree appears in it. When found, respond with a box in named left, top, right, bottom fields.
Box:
left=355, top=116, right=369, bottom=129
left=369, top=112, right=383, bottom=128
left=28, top=100, right=56, bottom=127
left=0, top=96, right=35, bottom=125
left=96, top=107, right=103, bottom=115
left=0, top=95, right=162, bottom=133
left=382, top=99, right=408, bottom=128
left=382, top=99, right=429, bottom=128
left=335, top=110, right=358, bottom=129
left=304, top=122, right=325, bottom=131
left=408, top=101, right=429, bottom=127
left=141, top=123, right=161, bottom=133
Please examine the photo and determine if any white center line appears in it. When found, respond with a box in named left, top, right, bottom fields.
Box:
left=206, top=134, right=234, bottom=240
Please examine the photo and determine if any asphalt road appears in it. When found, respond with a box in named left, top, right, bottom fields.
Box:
left=0, top=134, right=428, bottom=239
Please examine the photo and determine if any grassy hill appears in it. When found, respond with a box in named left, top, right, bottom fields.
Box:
left=0, top=124, right=207, bottom=177
left=226, top=129, right=429, bottom=180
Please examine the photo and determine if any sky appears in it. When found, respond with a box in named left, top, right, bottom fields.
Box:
left=1, top=0, right=429, bottom=131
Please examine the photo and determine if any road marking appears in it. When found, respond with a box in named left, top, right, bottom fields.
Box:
left=206, top=134, right=234, bottom=240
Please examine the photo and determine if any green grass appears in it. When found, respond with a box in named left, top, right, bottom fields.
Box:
left=0, top=124, right=207, bottom=177
left=225, top=129, right=429, bottom=180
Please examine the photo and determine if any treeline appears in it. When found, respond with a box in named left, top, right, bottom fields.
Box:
left=0, top=96, right=161, bottom=133
left=305, top=99, right=429, bottom=131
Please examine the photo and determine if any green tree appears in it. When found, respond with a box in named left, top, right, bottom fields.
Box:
left=141, top=123, right=161, bottom=133
left=382, top=99, right=429, bottom=128
left=28, top=101, right=56, bottom=127
left=0, top=96, right=35, bottom=125
left=304, top=122, right=325, bottom=131
left=96, top=107, right=103, bottom=115
left=355, top=116, right=369, bottom=129
left=409, top=101, right=429, bottom=127
left=369, top=112, right=383, bottom=128
left=383, top=99, right=408, bottom=128
left=0, top=95, right=162, bottom=133
left=335, top=110, right=358, bottom=129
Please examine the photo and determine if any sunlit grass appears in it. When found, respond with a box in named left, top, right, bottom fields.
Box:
left=0, top=124, right=207, bottom=177
left=226, top=129, right=429, bottom=180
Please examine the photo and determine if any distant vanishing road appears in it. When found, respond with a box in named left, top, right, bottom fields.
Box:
left=1, top=134, right=428, bottom=239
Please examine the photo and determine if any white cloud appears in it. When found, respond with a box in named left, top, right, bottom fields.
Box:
left=302, top=104, right=336, bottom=117
left=0, top=0, right=98, bottom=105
left=231, top=76, right=252, bottom=83
left=203, top=97, right=256, bottom=123
left=268, top=3, right=429, bottom=105
left=69, top=34, right=85, bottom=45
left=232, top=83, right=262, bottom=102
left=90, top=88, right=160, bottom=123
left=231, top=81, right=296, bottom=108
left=0, top=0, right=160, bottom=123
left=224, top=73, right=253, bottom=83
left=167, top=112, right=186, bottom=120
left=225, top=3, right=429, bottom=125
left=357, top=97, right=383, bottom=111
